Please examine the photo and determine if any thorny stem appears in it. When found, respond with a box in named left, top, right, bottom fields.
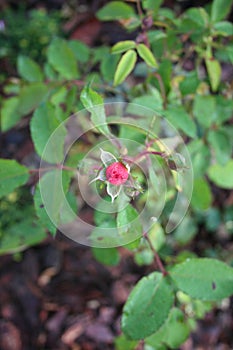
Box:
left=143, top=232, right=168, bottom=276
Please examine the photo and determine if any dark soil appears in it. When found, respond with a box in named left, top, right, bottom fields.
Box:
left=0, top=234, right=232, bottom=350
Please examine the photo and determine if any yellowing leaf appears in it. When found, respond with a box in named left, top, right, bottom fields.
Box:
left=114, top=49, right=137, bottom=86
left=137, top=43, right=158, bottom=68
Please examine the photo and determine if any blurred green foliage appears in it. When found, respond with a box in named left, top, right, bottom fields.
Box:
left=0, top=7, right=63, bottom=66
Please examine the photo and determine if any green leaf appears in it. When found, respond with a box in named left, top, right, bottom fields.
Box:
left=18, top=83, right=49, bottom=116
left=191, top=178, right=212, bottom=211
left=134, top=249, right=154, bottom=266
left=215, top=95, right=233, bottom=124
left=170, top=258, right=233, bottom=301
left=145, top=308, right=190, bottom=349
left=100, top=53, right=120, bottom=81
left=50, top=86, right=67, bottom=106
left=208, top=160, right=233, bottom=189
left=30, top=102, right=66, bottom=163
left=92, top=247, right=120, bottom=266
left=44, top=62, right=58, bottom=80
left=205, top=58, right=221, bottom=92
left=193, top=95, right=216, bottom=128
left=34, top=184, right=57, bottom=235
left=148, top=222, right=165, bottom=252
left=179, top=71, right=200, bottom=95
left=96, top=1, right=136, bottom=20
left=117, top=204, right=142, bottom=237
left=155, top=59, right=172, bottom=93
left=173, top=216, right=198, bottom=245
left=1, top=97, right=21, bottom=132
left=60, top=191, right=78, bottom=225
left=137, top=44, right=158, bottom=68
left=165, top=106, right=197, bottom=138
left=207, top=129, right=232, bottom=165
left=0, top=218, right=46, bottom=255
left=114, top=49, right=137, bottom=86
left=80, top=85, right=111, bottom=135
left=188, top=140, right=211, bottom=177
left=68, top=40, right=90, bottom=63
left=115, top=334, right=138, bottom=350
left=211, top=0, right=233, bottom=22
left=0, top=159, right=29, bottom=199
left=111, top=41, right=136, bottom=54
left=47, top=37, right=79, bottom=79
left=131, top=93, right=163, bottom=112
left=142, top=0, right=163, bottom=12
left=37, top=169, right=72, bottom=231
left=121, top=272, right=174, bottom=339
left=214, top=21, right=233, bottom=35
left=17, top=55, right=43, bottom=82
left=186, top=7, right=209, bottom=28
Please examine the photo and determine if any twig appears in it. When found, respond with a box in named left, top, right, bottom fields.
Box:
left=143, top=232, right=168, bottom=276
left=123, top=150, right=166, bottom=164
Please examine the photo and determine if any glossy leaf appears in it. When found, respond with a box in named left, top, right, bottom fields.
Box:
left=111, top=41, right=136, bottom=54
left=96, top=1, right=136, bottom=20
left=137, top=44, right=158, bottom=68
left=208, top=160, right=233, bottom=189
left=114, top=49, right=137, bottom=86
left=121, top=272, right=174, bottom=339
left=0, top=159, right=29, bottom=199
left=30, top=102, right=66, bottom=163
left=17, top=55, right=43, bottom=82
left=47, top=37, right=79, bottom=79
left=170, top=258, right=233, bottom=301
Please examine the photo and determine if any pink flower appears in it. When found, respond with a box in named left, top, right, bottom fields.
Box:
left=106, top=162, right=129, bottom=185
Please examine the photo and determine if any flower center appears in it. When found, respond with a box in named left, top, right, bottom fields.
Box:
left=106, top=162, right=129, bottom=185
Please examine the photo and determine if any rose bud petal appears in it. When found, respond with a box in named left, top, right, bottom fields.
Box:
left=106, top=162, right=129, bottom=185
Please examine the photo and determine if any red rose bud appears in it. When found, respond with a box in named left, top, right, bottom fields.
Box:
left=106, top=162, right=129, bottom=185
